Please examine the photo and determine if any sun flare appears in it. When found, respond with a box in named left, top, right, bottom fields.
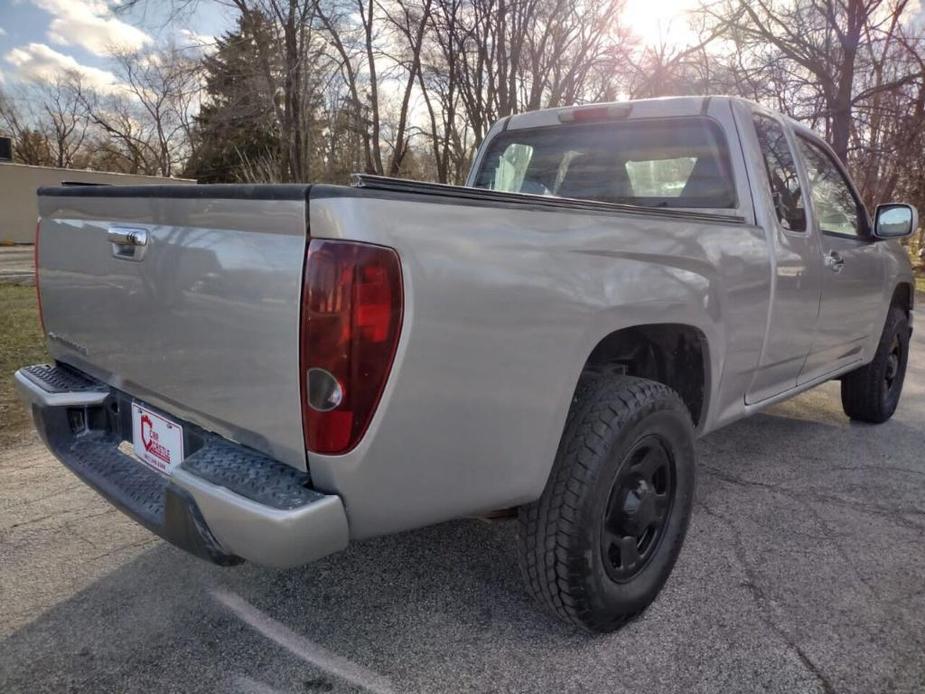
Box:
left=622, top=0, right=700, bottom=46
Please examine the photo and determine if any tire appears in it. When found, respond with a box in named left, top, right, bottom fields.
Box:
left=841, top=306, right=910, bottom=424
left=518, top=371, right=695, bottom=632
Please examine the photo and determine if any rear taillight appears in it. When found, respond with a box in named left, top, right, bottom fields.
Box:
left=34, top=218, right=45, bottom=335
left=300, top=239, right=403, bottom=455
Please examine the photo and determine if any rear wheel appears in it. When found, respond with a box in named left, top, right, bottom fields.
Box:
left=518, top=371, right=695, bottom=632
left=841, top=306, right=910, bottom=423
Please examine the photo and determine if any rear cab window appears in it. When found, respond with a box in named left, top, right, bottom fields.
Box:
left=473, top=117, right=738, bottom=209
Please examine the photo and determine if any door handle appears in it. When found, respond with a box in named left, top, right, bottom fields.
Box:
left=108, top=228, right=148, bottom=247
left=824, top=251, right=845, bottom=273
left=107, top=227, right=149, bottom=261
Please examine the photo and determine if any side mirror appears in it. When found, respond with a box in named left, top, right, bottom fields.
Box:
left=873, top=203, right=918, bottom=239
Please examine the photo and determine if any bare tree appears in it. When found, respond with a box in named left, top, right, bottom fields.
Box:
left=702, top=0, right=919, bottom=162
left=77, top=46, right=201, bottom=176
left=314, top=0, right=387, bottom=174
left=377, top=0, right=435, bottom=175
left=0, top=76, right=90, bottom=168
left=10, top=0, right=925, bottom=220
left=37, top=76, right=90, bottom=168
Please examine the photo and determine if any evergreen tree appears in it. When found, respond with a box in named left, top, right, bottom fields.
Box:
left=185, top=13, right=280, bottom=182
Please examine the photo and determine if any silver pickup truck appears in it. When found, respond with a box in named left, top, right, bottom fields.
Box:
left=16, top=96, right=916, bottom=632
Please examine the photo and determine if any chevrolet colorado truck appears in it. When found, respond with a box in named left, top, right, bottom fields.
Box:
left=16, top=96, right=916, bottom=632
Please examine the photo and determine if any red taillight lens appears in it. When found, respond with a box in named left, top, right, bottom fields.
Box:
left=34, top=218, right=45, bottom=335
left=300, top=239, right=403, bottom=454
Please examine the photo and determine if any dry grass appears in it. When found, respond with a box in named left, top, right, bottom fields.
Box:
left=0, top=285, right=48, bottom=447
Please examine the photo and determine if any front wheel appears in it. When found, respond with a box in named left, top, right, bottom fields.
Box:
left=841, top=306, right=910, bottom=424
left=518, top=372, right=695, bottom=632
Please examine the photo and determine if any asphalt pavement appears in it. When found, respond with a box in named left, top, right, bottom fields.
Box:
left=2, top=331, right=925, bottom=693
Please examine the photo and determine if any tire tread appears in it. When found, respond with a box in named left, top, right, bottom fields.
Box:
left=518, top=369, right=692, bottom=631
left=841, top=306, right=908, bottom=423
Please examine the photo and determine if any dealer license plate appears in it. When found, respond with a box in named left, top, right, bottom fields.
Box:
left=131, top=402, right=184, bottom=475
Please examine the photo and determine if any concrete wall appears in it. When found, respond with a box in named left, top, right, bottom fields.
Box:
left=0, top=163, right=194, bottom=244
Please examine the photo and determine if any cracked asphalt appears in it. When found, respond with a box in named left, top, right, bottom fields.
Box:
left=2, top=329, right=925, bottom=693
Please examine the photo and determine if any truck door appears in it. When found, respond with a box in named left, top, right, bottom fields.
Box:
left=793, top=134, right=885, bottom=384
left=744, top=113, right=822, bottom=404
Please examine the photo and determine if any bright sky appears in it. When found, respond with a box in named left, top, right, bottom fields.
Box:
left=623, top=0, right=700, bottom=47
left=0, top=0, right=706, bottom=93
left=0, top=0, right=231, bottom=92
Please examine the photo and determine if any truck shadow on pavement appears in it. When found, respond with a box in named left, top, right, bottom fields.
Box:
left=2, top=381, right=925, bottom=693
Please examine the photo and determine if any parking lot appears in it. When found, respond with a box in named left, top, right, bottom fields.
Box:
left=2, top=330, right=925, bottom=693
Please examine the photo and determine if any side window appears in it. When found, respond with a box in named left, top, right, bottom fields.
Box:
left=796, top=137, right=862, bottom=237
left=752, top=115, right=806, bottom=231
left=493, top=143, right=537, bottom=193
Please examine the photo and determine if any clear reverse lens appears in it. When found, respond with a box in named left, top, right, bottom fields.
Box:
left=307, top=367, right=344, bottom=412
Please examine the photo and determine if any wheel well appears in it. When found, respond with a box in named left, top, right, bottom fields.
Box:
left=891, top=283, right=913, bottom=317
left=583, top=324, right=708, bottom=427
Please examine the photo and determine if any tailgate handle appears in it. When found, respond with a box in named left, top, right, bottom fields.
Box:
left=108, top=228, right=148, bottom=246
left=108, top=227, right=149, bottom=261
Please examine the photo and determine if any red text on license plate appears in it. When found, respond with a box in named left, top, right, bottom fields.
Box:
left=131, top=403, right=184, bottom=475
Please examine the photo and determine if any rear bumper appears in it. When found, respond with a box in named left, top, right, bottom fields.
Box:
left=15, top=364, right=349, bottom=568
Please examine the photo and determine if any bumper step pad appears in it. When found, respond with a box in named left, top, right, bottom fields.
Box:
left=182, top=440, right=323, bottom=511
left=18, top=362, right=347, bottom=568
left=20, top=363, right=104, bottom=393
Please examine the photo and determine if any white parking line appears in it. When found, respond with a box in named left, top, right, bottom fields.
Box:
left=212, top=589, right=396, bottom=694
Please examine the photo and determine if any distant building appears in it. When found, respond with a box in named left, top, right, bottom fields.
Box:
left=0, top=162, right=194, bottom=244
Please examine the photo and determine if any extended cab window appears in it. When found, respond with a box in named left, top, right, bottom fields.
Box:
left=796, top=136, right=863, bottom=237
left=752, top=115, right=806, bottom=232
left=473, top=117, right=737, bottom=209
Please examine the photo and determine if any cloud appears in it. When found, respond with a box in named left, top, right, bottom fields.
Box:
left=0, top=28, right=7, bottom=37
left=32, top=0, right=153, bottom=56
left=5, top=42, right=122, bottom=92
left=177, top=28, right=217, bottom=55
left=178, top=28, right=214, bottom=46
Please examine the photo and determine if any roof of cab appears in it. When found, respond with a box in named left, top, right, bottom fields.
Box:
left=503, top=95, right=764, bottom=131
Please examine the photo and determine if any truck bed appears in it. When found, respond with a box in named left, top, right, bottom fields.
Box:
left=37, top=176, right=767, bottom=537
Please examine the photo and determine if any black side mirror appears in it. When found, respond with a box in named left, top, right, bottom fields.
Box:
left=873, top=203, right=918, bottom=239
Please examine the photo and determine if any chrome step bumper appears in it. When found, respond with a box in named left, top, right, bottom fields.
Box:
left=16, top=363, right=349, bottom=568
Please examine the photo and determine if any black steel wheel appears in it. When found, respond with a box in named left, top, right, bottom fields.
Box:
left=884, top=335, right=902, bottom=392
left=601, top=435, right=675, bottom=583
left=518, top=371, right=695, bottom=632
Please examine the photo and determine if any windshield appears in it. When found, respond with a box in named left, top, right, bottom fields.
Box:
left=472, top=117, right=737, bottom=209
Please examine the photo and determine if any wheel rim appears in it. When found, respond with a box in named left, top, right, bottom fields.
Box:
left=884, top=335, right=902, bottom=394
left=600, top=435, right=675, bottom=583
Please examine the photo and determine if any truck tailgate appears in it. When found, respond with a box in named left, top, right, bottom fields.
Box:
left=36, top=185, right=310, bottom=470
